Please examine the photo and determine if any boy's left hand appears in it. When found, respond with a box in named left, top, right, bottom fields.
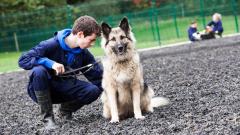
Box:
left=52, top=62, right=65, bottom=75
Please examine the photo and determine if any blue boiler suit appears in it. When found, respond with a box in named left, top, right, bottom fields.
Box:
left=18, top=29, right=103, bottom=106
left=188, top=27, right=198, bottom=41
left=207, top=20, right=223, bottom=35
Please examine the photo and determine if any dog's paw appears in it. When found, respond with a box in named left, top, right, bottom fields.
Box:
left=135, top=115, right=145, bottom=120
left=110, top=117, right=119, bottom=123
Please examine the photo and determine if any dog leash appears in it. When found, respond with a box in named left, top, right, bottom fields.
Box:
left=56, top=60, right=101, bottom=78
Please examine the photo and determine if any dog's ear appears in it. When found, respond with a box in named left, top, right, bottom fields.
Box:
left=119, top=17, right=130, bottom=34
left=101, top=22, right=111, bottom=39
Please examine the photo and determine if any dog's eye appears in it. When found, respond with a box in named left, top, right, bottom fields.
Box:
left=120, top=35, right=126, bottom=40
left=110, top=37, right=116, bottom=41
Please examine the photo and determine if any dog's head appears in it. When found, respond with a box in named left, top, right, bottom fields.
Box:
left=101, top=17, right=136, bottom=62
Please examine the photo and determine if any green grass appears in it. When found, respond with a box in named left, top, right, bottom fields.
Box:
left=1, top=15, right=239, bottom=73
left=0, top=52, right=22, bottom=73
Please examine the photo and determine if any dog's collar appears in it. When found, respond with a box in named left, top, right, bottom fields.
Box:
left=114, top=58, right=130, bottom=64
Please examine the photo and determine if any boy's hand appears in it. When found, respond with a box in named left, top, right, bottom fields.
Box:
left=52, top=62, right=65, bottom=75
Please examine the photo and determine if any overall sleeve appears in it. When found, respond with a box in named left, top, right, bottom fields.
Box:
left=215, top=21, right=223, bottom=33
left=188, top=28, right=196, bottom=41
left=82, top=50, right=103, bottom=91
left=18, top=38, right=57, bottom=70
left=207, top=21, right=214, bottom=26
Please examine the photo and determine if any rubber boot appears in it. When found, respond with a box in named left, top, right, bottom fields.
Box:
left=58, top=100, right=83, bottom=121
left=35, top=90, right=58, bottom=130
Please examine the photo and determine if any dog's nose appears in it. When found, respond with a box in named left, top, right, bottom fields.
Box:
left=118, top=44, right=124, bottom=52
left=118, top=46, right=124, bottom=52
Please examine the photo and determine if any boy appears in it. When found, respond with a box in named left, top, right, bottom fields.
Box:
left=18, top=15, right=103, bottom=130
left=188, top=20, right=201, bottom=42
left=206, top=13, right=223, bottom=37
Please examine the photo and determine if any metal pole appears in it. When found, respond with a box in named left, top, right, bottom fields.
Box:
left=14, top=32, right=20, bottom=52
left=152, top=0, right=161, bottom=45
left=149, top=10, right=156, bottom=40
left=173, top=4, right=180, bottom=38
left=107, top=16, right=113, bottom=26
left=66, top=5, right=73, bottom=28
left=231, top=0, right=239, bottom=32
left=200, top=0, right=206, bottom=28
left=181, top=3, right=185, bottom=17
left=154, top=12, right=161, bottom=45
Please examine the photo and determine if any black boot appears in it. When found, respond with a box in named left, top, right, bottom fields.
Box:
left=35, top=90, right=58, bottom=130
left=58, top=100, right=83, bottom=121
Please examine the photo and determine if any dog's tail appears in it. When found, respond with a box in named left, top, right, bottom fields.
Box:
left=151, top=97, right=169, bottom=108
left=144, top=83, right=169, bottom=108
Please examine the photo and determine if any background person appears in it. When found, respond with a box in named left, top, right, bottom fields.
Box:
left=188, top=20, right=201, bottom=42
left=206, top=13, right=223, bottom=37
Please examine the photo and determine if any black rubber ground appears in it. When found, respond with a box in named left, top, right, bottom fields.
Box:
left=1, top=35, right=240, bottom=134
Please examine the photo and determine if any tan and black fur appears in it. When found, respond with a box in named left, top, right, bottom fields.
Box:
left=100, top=17, right=169, bottom=123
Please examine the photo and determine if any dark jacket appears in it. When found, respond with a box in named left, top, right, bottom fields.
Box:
left=207, top=20, right=223, bottom=34
left=18, top=29, right=103, bottom=90
left=188, top=27, right=198, bottom=41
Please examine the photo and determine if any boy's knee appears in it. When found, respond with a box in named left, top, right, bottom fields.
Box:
left=90, top=85, right=102, bottom=100
left=83, top=85, right=101, bottom=104
left=32, top=66, right=48, bottom=78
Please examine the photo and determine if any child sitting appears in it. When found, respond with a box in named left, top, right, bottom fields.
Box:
left=206, top=13, right=223, bottom=37
left=188, top=20, right=201, bottom=42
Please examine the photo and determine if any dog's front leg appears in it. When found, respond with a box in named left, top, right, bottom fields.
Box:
left=107, top=88, right=119, bottom=123
left=132, top=83, right=145, bottom=120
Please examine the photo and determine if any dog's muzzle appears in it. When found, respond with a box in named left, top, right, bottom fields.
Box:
left=112, top=43, right=127, bottom=55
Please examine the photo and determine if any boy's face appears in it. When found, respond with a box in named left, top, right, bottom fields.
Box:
left=77, top=32, right=97, bottom=49
left=191, top=23, right=197, bottom=28
left=213, top=15, right=219, bottom=22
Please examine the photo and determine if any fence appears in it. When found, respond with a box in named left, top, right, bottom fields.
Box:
left=0, top=0, right=239, bottom=53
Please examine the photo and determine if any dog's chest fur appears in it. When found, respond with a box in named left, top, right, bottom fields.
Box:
left=113, top=60, right=137, bottom=83
left=102, top=54, right=140, bottom=84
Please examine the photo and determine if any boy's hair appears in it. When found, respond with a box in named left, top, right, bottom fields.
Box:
left=190, top=20, right=197, bottom=24
left=212, top=13, right=222, bottom=21
left=72, top=15, right=101, bottom=37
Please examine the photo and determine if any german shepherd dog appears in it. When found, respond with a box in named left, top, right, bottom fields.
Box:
left=100, top=17, right=169, bottom=123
